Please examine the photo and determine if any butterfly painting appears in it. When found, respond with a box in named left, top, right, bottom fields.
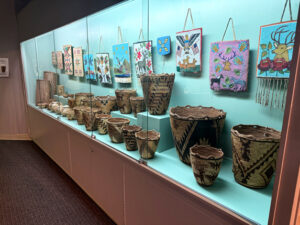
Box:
left=63, top=45, right=73, bottom=75
left=176, top=28, right=202, bottom=73
left=133, top=41, right=153, bottom=77
left=73, top=47, right=84, bottom=77
left=157, top=36, right=171, bottom=55
left=95, top=53, right=112, bottom=84
left=112, top=43, right=131, bottom=83
left=83, top=54, right=96, bottom=80
left=56, top=51, right=64, bottom=70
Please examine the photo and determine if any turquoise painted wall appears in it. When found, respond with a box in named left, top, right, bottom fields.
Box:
left=21, top=0, right=299, bottom=156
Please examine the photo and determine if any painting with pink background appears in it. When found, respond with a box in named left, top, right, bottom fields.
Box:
left=209, top=40, right=249, bottom=92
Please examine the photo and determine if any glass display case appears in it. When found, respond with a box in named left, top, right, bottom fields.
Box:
left=20, top=0, right=299, bottom=224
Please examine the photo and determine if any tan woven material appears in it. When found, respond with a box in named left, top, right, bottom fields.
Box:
left=115, top=89, right=137, bottom=114
left=231, top=124, right=281, bottom=188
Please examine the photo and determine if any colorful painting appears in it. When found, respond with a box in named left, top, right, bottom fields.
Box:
left=209, top=40, right=249, bottom=92
left=63, top=45, right=73, bottom=75
left=133, top=41, right=153, bottom=77
left=95, top=53, right=112, bottom=84
left=176, top=28, right=202, bottom=73
left=51, top=51, right=57, bottom=66
left=157, top=36, right=171, bottom=55
left=56, top=51, right=64, bottom=70
left=83, top=54, right=96, bottom=80
left=73, top=47, right=84, bottom=77
left=112, top=43, right=131, bottom=83
left=256, top=21, right=296, bottom=78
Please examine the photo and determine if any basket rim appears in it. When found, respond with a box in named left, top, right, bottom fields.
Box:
left=190, top=144, right=224, bottom=160
left=170, top=105, right=226, bottom=121
left=135, top=130, right=160, bottom=140
left=231, top=124, right=281, bottom=142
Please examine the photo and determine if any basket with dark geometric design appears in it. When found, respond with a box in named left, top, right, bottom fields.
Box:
left=231, top=124, right=281, bottom=188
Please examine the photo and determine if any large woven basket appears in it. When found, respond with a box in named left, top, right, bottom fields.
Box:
left=231, top=124, right=281, bottom=188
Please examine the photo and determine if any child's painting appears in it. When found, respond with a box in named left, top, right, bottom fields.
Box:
left=209, top=40, right=250, bottom=92
left=56, top=51, right=64, bottom=70
left=133, top=41, right=153, bottom=77
left=256, top=21, right=296, bottom=78
left=95, top=53, right=112, bottom=84
left=63, top=45, right=73, bottom=75
left=83, top=54, right=96, bottom=80
left=176, top=28, right=202, bottom=73
left=157, top=36, right=171, bottom=55
left=73, top=47, right=84, bottom=77
left=51, top=51, right=57, bottom=66
left=112, top=43, right=131, bottom=83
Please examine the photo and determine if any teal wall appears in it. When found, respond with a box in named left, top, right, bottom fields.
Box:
left=21, top=0, right=299, bottom=156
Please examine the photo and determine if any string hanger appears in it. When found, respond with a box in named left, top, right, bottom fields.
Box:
left=99, top=35, right=102, bottom=53
left=138, top=28, right=144, bottom=41
left=222, top=17, right=236, bottom=41
left=118, top=26, right=123, bottom=43
left=280, top=0, right=293, bottom=22
left=183, top=8, right=195, bottom=31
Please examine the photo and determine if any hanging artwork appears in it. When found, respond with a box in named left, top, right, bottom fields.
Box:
left=73, top=47, right=84, bottom=77
left=56, top=51, right=64, bottom=70
left=176, top=28, right=202, bottom=73
left=209, top=40, right=249, bottom=92
left=256, top=21, right=296, bottom=108
left=157, top=36, right=171, bottom=55
left=83, top=54, right=96, bottom=80
left=133, top=41, right=153, bottom=77
left=95, top=53, right=112, bottom=84
left=51, top=51, right=57, bottom=66
left=63, top=45, right=73, bottom=75
left=112, top=43, right=131, bottom=83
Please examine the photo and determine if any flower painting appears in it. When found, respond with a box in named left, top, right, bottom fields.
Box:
left=133, top=41, right=153, bottom=77
left=157, top=36, right=171, bottom=55
left=51, top=51, right=57, bottom=66
left=209, top=40, right=250, bottom=92
left=176, top=28, right=202, bottom=73
left=83, top=54, right=96, bottom=80
left=112, top=43, right=131, bottom=83
left=256, top=21, right=296, bottom=78
left=95, top=53, right=112, bottom=84
left=63, top=45, right=73, bottom=75
left=73, top=47, right=84, bottom=77
left=56, top=51, right=64, bottom=70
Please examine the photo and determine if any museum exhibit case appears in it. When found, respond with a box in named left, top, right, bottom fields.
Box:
left=20, top=0, right=299, bottom=224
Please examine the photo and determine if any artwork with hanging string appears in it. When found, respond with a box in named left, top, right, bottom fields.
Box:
left=157, top=36, right=171, bottom=55
left=56, top=51, right=64, bottom=70
left=256, top=21, right=296, bottom=108
left=176, top=9, right=202, bottom=73
left=95, top=53, right=112, bottom=84
left=209, top=18, right=249, bottom=92
left=83, top=54, right=96, bottom=80
left=51, top=51, right=57, bottom=66
left=73, top=47, right=84, bottom=77
left=133, top=41, right=153, bottom=77
left=112, top=43, right=131, bottom=83
left=63, top=45, right=73, bottom=75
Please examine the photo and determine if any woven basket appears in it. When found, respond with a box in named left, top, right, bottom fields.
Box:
left=231, top=124, right=281, bottom=188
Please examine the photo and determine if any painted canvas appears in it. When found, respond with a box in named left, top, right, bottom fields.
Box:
left=256, top=21, right=296, bottom=78
left=56, top=51, right=64, bottom=70
left=83, top=54, right=96, bottom=80
left=176, top=28, right=202, bottom=73
left=95, top=53, right=112, bottom=84
left=73, top=47, right=84, bottom=77
left=63, top=45, right=73, bottom=75
left=112, top=43, right=131, bottom=83
left=209, top=40, right=250, bottom=92
left=157, top=36, right=171, bottom=55
left=51, top=51, right=57, bottom=66
left=133, top=41, right=153, bottom=77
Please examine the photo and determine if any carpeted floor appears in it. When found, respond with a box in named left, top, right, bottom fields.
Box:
left=0, top=140, right=116, bottom=225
